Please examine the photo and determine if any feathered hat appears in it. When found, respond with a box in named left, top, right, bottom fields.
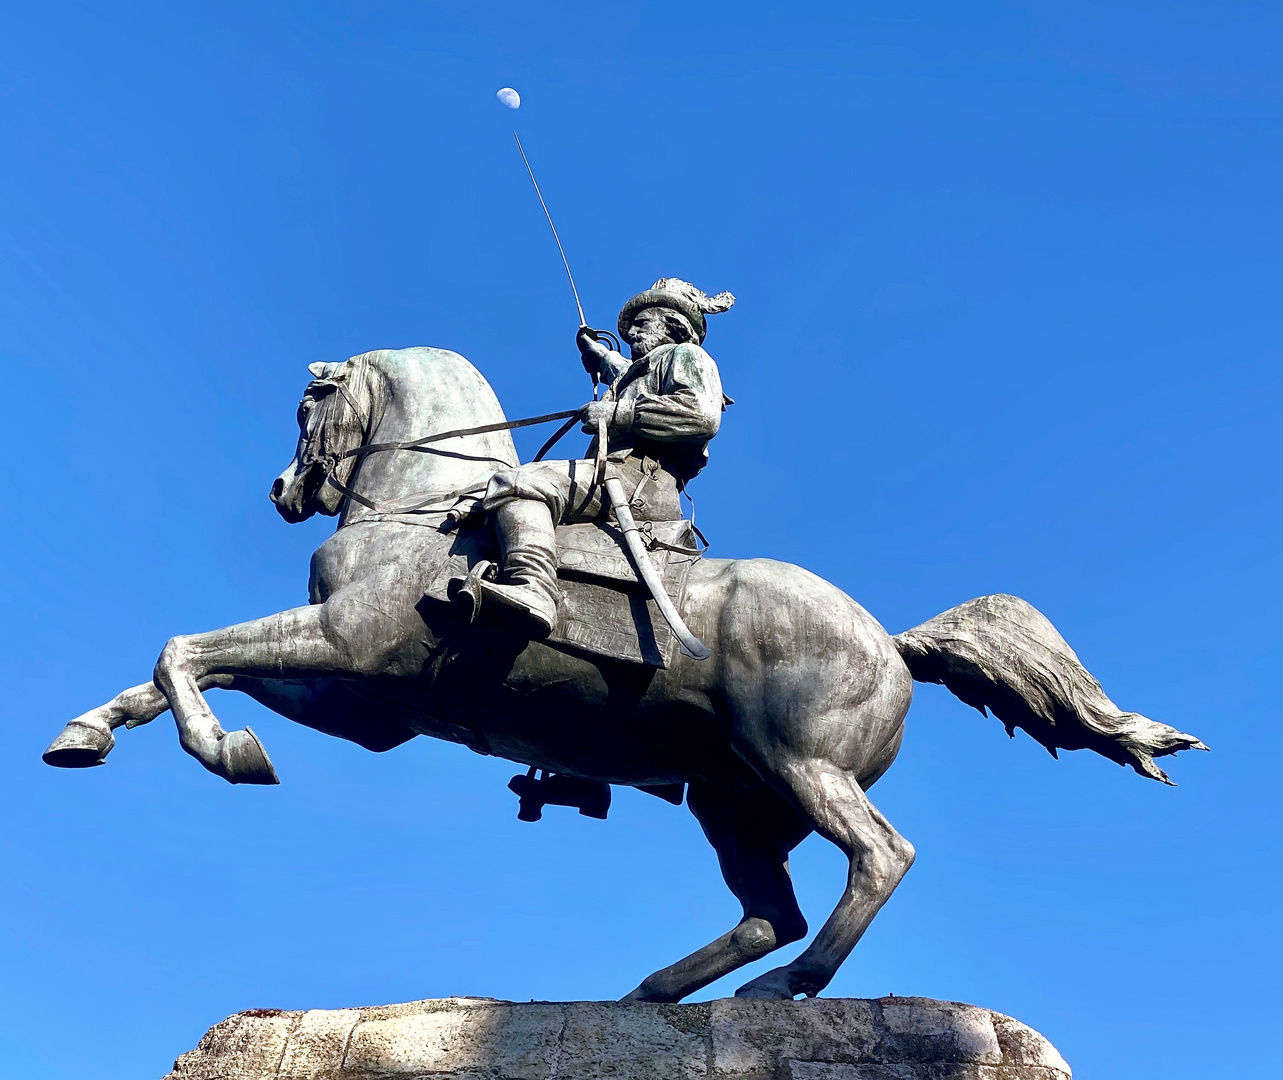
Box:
left=617, top=278, right=735, bottom=344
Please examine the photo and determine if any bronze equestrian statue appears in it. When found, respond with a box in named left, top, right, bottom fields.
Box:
left=43, top=280, right=1205, bottom=1004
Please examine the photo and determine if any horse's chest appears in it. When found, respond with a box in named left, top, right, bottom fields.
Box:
left=309, top=521, right=447, bottom=601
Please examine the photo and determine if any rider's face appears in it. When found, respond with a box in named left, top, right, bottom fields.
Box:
left=624, top=307, right=694, bottom=359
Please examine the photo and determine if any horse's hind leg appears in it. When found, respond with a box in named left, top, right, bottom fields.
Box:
left=44, top=675, right=235, bottom=769
left=622, top=781, right=811, bottom=1003
left=735, top=755, right=915, bottom=1000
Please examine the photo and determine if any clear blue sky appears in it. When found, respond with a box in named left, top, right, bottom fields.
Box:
left=2, top=3, right=1279, bottom=1077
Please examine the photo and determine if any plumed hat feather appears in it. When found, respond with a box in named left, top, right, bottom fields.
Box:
left=618, top=278, right=736, bottom=343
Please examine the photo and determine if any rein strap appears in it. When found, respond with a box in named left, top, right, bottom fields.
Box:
left=340, top=409, right=580, bottom=463
left=322, top=406, right=583, bottom=518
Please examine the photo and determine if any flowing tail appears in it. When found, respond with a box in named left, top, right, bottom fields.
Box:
left=893, top=594, right=1207, bottom=784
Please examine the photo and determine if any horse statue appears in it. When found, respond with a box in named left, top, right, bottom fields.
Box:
left=44, top=346, right=1206, bottom=1003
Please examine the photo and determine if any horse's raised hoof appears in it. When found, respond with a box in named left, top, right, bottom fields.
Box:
left=217, top=727, right=279, bottom=785
left=43, top=720, right=115, bottom=769
left=734, top=968, right=798, bottom=1000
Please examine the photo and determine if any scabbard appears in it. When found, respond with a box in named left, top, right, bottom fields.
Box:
left=603, top=474, right=711, bottom=661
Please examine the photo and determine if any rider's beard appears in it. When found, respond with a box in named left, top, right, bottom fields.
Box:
left=630, top=331, right=669, bottom=359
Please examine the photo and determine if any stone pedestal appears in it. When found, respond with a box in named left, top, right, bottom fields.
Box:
left=164, top=996, right=1071, bottom=1080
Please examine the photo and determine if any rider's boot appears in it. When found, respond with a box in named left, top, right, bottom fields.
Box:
left=479, top=499, right=560, bottom=637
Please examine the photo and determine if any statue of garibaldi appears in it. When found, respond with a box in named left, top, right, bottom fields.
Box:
left=42, top=259, right=1205, bottom=1006
left=473, top=277, right=735, bottom=636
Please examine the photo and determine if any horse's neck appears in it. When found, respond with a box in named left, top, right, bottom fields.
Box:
left=346, top=348, right=518, bottom=518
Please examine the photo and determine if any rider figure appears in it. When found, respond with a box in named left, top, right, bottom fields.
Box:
left=477, top=278, right=735, bottom=635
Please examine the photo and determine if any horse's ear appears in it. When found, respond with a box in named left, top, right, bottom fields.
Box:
left=309, top=360, right=347, bottom=380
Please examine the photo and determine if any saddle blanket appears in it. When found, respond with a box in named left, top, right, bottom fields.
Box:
left=423, top=519, right=702, bottom=668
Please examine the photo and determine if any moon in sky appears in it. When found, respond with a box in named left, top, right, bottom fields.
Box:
left=496, top=87, right=521, bottom=110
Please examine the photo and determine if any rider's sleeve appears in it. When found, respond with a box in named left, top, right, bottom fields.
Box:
left=598, top=349, right=630, bottom=385
left=616, top=343, right=723, bottom=443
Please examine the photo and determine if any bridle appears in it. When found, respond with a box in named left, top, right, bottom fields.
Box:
left=321, top=407, right=582, bottom=517
left=297, top=359, right=583, bottom=519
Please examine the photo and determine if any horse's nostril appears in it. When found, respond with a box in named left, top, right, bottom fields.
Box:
left=270, top=477, right=285, bottom=503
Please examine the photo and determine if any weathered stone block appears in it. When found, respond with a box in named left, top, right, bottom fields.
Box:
left=164, top=997, right=1071, bottom=1080
left=278, top=1009, right=360, bottom=1080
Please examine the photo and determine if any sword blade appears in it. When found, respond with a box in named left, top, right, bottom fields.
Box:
left=514, top=131, right=587, bottom=327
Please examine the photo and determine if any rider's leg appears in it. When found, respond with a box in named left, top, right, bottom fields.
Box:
left=153, top=579, right=413, bottom=784
left=476, top=456, right=671, bottom=635
left=623, top=780, right=811, bottom=1003
left=477, top=460, right=603, bottom=636
left=480, top=498, right=560, bottom=635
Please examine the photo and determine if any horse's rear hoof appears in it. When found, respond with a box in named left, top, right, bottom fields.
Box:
left=734, top=968, right=798, bottom=1000
left=218, top=727, right=280, bottom=785
left=43, top=720, right=114, bottom=769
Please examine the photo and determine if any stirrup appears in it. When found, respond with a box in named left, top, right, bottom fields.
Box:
left=451, top=560, right=496, bottom=626
left=451, top=560, right=557, bottom=637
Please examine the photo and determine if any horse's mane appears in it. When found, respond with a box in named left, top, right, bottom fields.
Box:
left=294, top=346, right=517, bottom=520
left=362, top=347, right=510, bottom=427
left=302, top=346, right=506, bottom=439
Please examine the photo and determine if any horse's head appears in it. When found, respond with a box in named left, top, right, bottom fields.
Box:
left=271, top=358, right=370, bottom=522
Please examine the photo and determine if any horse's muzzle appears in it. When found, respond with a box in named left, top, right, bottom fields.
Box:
left=270, top=466, right=311, bottom=523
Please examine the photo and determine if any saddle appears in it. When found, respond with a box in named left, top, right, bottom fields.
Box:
left=423, top=518, right=704, bottom=668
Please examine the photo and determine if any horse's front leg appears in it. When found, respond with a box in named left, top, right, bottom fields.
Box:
left=44, top=675, right=237, bottom=768
left=154, top=588, right=408, bottom=784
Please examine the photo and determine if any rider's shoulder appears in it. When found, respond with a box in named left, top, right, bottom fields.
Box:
left=665, top=341, right=716, bottom=367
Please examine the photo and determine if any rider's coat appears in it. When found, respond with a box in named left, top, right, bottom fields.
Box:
left=483, top=341, right=726, bottom=524
left=592, top=341, right=725, bottom=483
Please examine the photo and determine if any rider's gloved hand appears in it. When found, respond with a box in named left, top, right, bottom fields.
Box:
left=577, top=326, right=611, bottom=379
left=579, top=399, right=614, bottom=435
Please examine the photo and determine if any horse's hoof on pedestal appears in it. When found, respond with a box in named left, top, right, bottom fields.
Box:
left=619, top=981, right=679, bottom=1004
left=43, top=720, right=115, bottom=769
left=734, top=969, right=797, bottom=1000
left=217, top=727, right=279, bottom=785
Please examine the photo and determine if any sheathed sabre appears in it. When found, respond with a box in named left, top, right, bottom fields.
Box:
left=592, top=414, right=711, bottom=661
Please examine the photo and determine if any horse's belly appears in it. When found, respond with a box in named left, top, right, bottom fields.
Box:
left=438, top=641, right=724, bottom=786
left=476, top=699, right=730, bottom=785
